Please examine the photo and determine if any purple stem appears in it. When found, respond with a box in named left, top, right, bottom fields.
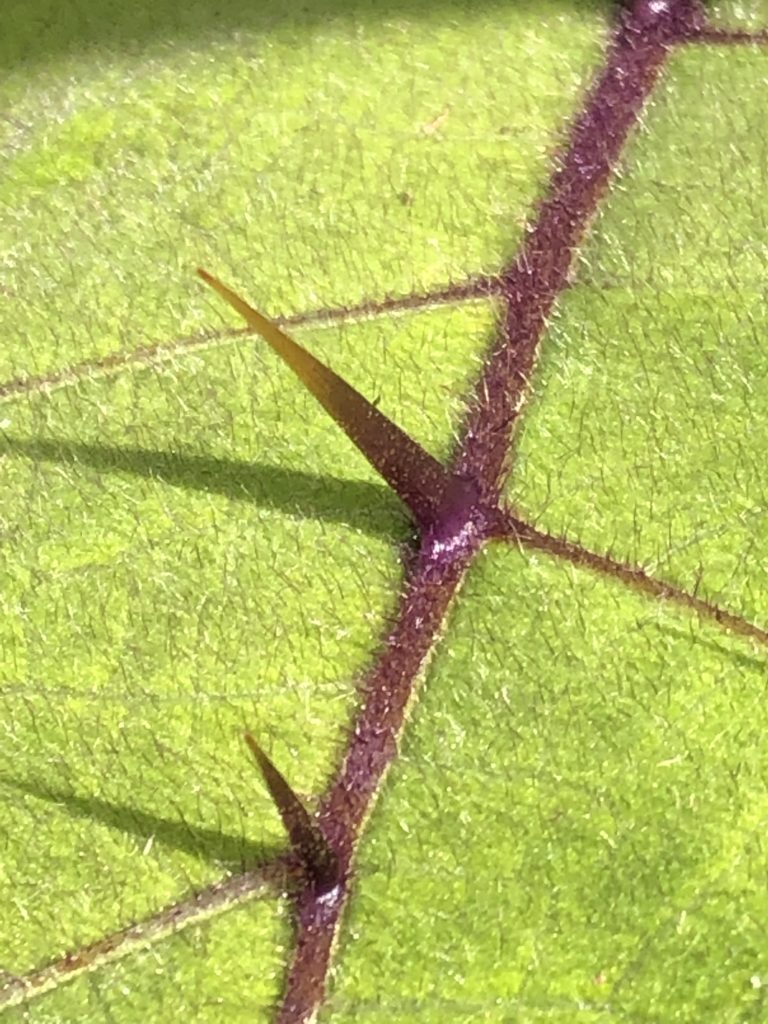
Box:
left=275, top=2, right=701, bottom=1019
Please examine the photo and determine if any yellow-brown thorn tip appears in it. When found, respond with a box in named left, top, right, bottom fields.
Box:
left=197, top=268, right=469, bottom=531
left=244, top=732, right=339, bottom=892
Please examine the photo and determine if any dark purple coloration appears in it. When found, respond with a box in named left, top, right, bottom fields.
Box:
left=275, top=3, right=704, bottom=1018
left=278, top=542, right=478, bottom=1022
left=199, top=269, right=480, bottom=533
left=455, top=0, right=703, bottom=503
left=691, top=26, right=768, bottom=43
left=244, top=733, right=339, bottom=894
left=4, top=0, right=768, bottom=1016
left=281, top=272, right=503, bottom=328
left=496, top=514, right=768, bottom=646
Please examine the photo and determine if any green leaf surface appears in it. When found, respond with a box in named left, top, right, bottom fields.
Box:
left=5, top=902, right=290, bottom=1023
left=509, top=45, right=768, bottom=617
left=327, top=36, right=768, bottom=1024
left=326, top=546, right=768, bottom=1022
left=0, top=302, right=493, bottom=972
left=0, top=0, right=604, bottom=378
left=708, top=1, right=768, bottom=28
left=2, top=2, right=767, bottom=1022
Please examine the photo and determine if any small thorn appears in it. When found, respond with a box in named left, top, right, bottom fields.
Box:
left=244, top=732, right=339, bottom=893
left=197, top=268, right=474, bottom=531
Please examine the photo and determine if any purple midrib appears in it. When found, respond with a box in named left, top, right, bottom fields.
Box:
left=276, top=2, right=710, bottom=1020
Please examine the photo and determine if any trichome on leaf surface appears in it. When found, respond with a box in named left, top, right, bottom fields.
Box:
left=197, top=170, right=768, bottom=1016
left=2, top=1, right=767, bottom=1022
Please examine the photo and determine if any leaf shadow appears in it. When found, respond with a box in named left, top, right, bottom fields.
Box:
left=1, top=436, right=411, bottom=540
left=5, top=0, right=526, bottom=75
left=3, top=777, right=282, bottom=870
left=648, top=620, right=767, bottom=674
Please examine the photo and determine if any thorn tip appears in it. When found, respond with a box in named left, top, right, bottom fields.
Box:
left=244, top=731, right=339, bottom=893
left=197, top=269, right=477, bottom=533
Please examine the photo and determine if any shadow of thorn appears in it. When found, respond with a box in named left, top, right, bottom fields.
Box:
left=639, top=619, right=766, bottom=673
left=1, top=436, right=411, bottom=540
left=3, top=777, right=282, bottom=870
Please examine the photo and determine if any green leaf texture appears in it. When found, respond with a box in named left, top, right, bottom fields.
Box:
left=2, top=1, right=767, bottom=1021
